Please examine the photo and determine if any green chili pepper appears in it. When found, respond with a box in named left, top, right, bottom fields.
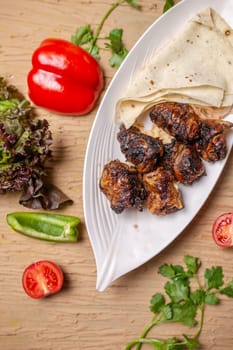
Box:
left=6, top=212, right=80, bottom=242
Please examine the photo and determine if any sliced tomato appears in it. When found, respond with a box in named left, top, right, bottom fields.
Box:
left=212, top=213, right=233, bottom=248
left=22, top=260, right=64, bottom=299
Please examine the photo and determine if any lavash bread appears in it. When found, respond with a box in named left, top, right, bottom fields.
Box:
left=115, top=8, right=233, bottom=128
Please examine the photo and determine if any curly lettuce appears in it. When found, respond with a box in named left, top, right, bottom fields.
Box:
left=0, top=77, right=72, bottom=209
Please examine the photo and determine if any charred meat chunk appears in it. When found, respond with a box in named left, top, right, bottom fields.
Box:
left=150, top=102, right=200, bottom=142
left=196, top=119, right=233, bottom=162
left=99, top=159, right=146, bottom=214
left=200, top=119, right=233, bottom=139
left=150, top=101, right=233, bottom=162
left=161, top=140, right=205, bottom=184
left=100, top=101, right=232, bottom=216
left=117, top=125, right=164, bottom=173
left=143, top=167, right=183, bottom=216
left=197, top=133, right=228, bottom=162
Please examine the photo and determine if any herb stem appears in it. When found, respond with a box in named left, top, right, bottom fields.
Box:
left=190, top=273, right=206, bottom=340
left=89, top=0, right=125, bottom=54
left=135, top=315, right=163, bottom=350
left=125, top=256, right=233, bottom=350
left=125, top=337, right=164, bottom=350
left=194, top=303, right=205, bottom=340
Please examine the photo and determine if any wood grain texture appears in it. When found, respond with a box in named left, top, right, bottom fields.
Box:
left=0, top=1, right=233, bottom=349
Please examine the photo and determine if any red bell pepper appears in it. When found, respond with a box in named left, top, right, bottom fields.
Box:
left=27, top=38, right=104, bottom=115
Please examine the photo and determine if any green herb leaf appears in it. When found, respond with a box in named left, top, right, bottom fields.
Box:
left=172, top=265, right=187, bottom=280
left=163, top=0, right=175, bottom=13
left=125, top=0, right=140, bottom=9
left=150, top=293, right=166, bottom=313
left=71, top=25, right=100, bottom=60
left=159, top=263, right=176, bottom=279
left=190, top=289, right=205, bottom=305
left=184, top=255, right=201, bottom=275
left=88, top=44, right=100, bottom=61
left=159, top=263, right=189, bottom=281
left=183, top=335, right=201, bottom=350
left=166, top=337, right=184, bottom=350
left=165, top=280, right=190, bottom=303
left=170, top=301, right=197, bottom=326
left=71, top=25, right=94, bottom=46
left=106, top=28, right=124, bottom=53
left=204, top=266, right=224, bottom=291
left=109, top=49, right=128, bottom=68
left=204, top=292, right=219, bottom=305
left=105, top=28, right=128, bottom=68
left=220, top=279, right=233, bottom=297
left=161, top=304, right=173, bottom=320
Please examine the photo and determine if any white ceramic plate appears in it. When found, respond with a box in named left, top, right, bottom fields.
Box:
left=83, top=0, right=233, bottom=291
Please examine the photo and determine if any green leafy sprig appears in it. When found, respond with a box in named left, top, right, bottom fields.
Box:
left=71, top=0, right=140, bottom=68
left=163, top=0, right=175, bottom=13
left=125, top=255, right=233, bottom=350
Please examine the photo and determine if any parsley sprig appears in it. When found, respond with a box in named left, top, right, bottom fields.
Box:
left=163, top=0, right=175, bottom=13
left=125, top=255, right=233, bottom=350
left=71, top=0, right=175, bottom=68
left=71, top=0, right=140, bottom=68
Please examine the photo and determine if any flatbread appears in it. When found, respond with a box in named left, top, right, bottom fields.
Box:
left=116, top=8, right=233, bottom=128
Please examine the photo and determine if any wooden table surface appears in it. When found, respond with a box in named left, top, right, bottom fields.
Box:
left=1, top=1, right=233, bottom=349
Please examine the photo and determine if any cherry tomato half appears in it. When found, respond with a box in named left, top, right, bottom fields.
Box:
left=22, top=260, right=64, bottom=299
left=212, top=213, right=233, bottom=248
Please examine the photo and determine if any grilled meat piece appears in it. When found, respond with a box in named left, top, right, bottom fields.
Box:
left=100, top=101, right=232, bottom=216
left=196, top=119, right=233, bottom=161
left=150, top=101, right=233, bottom=162
left=99, top=159, right=146, bottom=214
left=150, top=102, right=200, bottom=142
left=161, top=140, right=205, bottom=184
left=197, top=133, right=228, bottom=162
left=117, top=125, right=164, bottom=173
left=200, top=118, right=233, bottom=138
left=143, top=167, right=183, bottom=215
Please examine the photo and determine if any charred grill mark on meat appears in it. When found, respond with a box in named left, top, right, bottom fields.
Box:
left=196, top=119, right=233, bottom=161
left=200, top=119, right=232, bottom=139
left=117, top=125, right=164, bottom=173
left=150, top=102, right=233, bottom=162
left=196, top=133, right=227, bottom=162
left=142, top=167, right=183, bottom=215
left=99, top=159, right=146, bottom=214
left=99, top=101, right=232, bottom=216
left=150, top=102, right=200, bottom=142
left=161, top=140, right=206, bottom=184
left=173, top=143, right=206, bottom=184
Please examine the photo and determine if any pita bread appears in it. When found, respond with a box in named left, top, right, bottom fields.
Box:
left=116, top=8, right=233, bottom=128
